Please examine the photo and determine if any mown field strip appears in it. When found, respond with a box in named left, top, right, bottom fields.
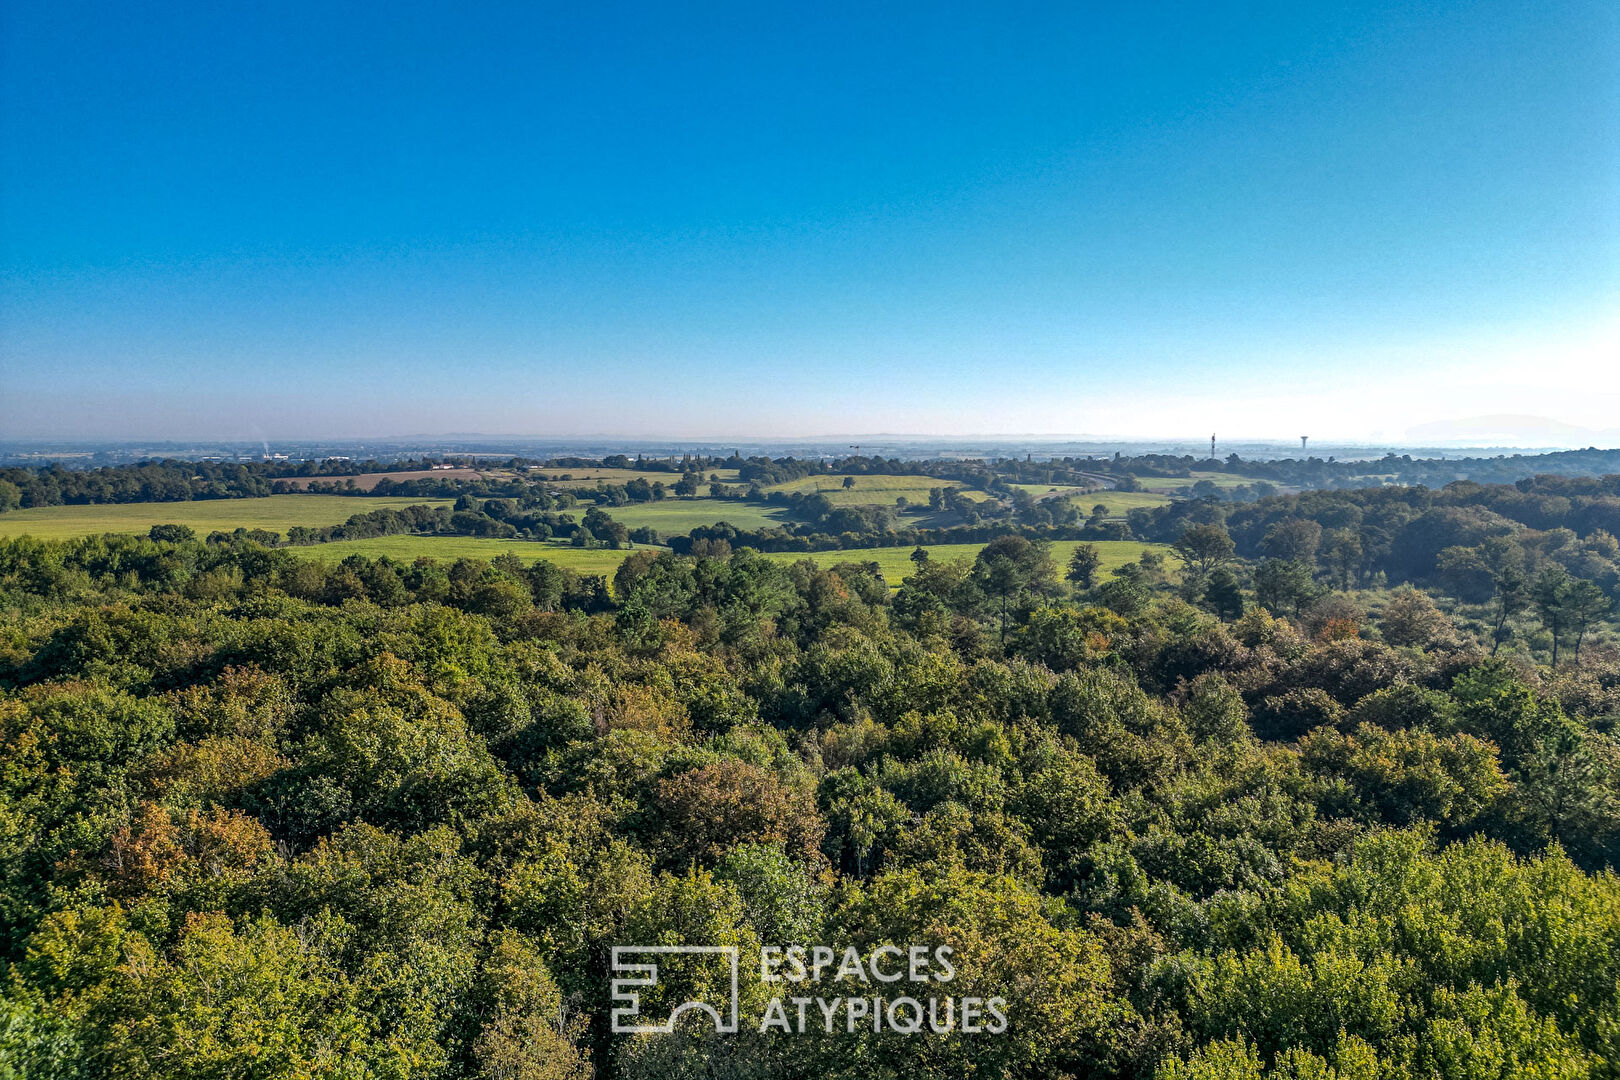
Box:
left=287, top=534, right=1168, bottom=587
left=0, top=495, right=455, bottom=539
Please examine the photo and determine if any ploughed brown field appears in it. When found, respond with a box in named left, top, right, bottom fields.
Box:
left=274, top=468, right=502, bottom=490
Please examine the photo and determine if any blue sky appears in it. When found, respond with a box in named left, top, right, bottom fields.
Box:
left=2, top=0, right=1616, bottom=441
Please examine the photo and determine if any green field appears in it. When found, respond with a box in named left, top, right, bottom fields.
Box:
left=760, top=539, right=1166, bottom=585
left=763, top=474, right=971, bottom=506
left=1010, top=485, right=1173, bottom=516
left=1132, top=471, right=1251, bottom=491
left=286, top=535, right=654, bottom=574
left=287, top=534, right=1167, bottom=589
left=957, top=488, right=999, bottom=503
left=0, top=491, right=781, bottom=548
left=598, top=498, right=790, bottom=535
left=0, top=495, right=455, bottom=540
left=1, top=495, right=1169, bottom=588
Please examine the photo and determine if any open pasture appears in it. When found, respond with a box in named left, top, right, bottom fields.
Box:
left=761, top=539, right=1167, bottom=586
left=0, top=495, right=454, bottom=540
left=1009, top=485, right=1173, bottom=516
left=284, top=535, right=656, bottom=573
left=1132, top=471, right=1251, bottom=491
left=284, top=534, right=1169, bottom=593
left=597, top=498, right=789, bottom=535
left=2, top=494, right=1172, bottom=590
left=763, top=474, right=973, bottom=506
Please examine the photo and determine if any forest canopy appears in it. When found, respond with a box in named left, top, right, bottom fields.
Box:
left=0, top=463, right=1618, bottom=1078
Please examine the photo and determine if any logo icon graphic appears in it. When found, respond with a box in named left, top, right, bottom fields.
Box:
left=610, top=946, right=740, bottom=1034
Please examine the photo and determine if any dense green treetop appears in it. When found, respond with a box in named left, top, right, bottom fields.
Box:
left=0, top=523, right=1617, bottom=1078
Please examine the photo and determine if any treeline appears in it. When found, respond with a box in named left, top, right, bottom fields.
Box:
left=1088, top=446, right=1620, bottom=490
left=0, top=458, right=468, bottom=509
left=0, top=456, right=608, bottom=509
left=275, top=462, right=695, bottom=502
left=734, top=446, right=1620, bottom=495
left=0, top=461, right=277, bottom=507
left=9, top=447, right=1620, bottom=514
left=185, top=498, right=629, bottom=549
left=0, top=530, right=1617, bottom=1077
left=665, top=517, right=1126, bottom=557
left=0, top=453, right=795, bottom=510
left=1126, top=473, right=1620, bottom=593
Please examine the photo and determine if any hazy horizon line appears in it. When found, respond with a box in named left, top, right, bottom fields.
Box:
left=6, top=433, right=1618, bottom=453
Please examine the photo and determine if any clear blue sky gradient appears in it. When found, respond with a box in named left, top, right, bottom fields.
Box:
left=2, top=1, right=1616, bottom=440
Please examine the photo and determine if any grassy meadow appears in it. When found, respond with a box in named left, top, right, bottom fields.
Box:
left=1, top=488, right=1172, bottom=589
left=1008, top=485, right=1173, bottom=516
left=762, top=474, right=969, bottom=505
left=1132, top=471, right=1251, bottom=491
left=287, top=534, right=1168, bottom=589
left=759, top=539, right=1166, bottom=585
left=285, top=535, right=649, bottom=574
left=0, top=491, right=995, bottom=554
left=0, top=495, right=454, bottom=540
left=601, top=498, right=790, bottom=534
